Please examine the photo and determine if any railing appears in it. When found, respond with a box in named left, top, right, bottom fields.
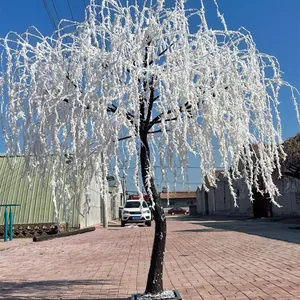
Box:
left=0, top=204, right=21, bottom=242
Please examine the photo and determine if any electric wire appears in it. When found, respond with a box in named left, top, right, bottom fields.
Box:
left=51, top=0, right=61, bottom=23
left=42, top=0, right=57, bottom=32
left=67, top=0, right=75, bottom=21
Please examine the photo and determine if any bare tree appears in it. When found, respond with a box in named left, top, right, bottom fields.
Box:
left=282, top=134, right=300, bottom=180
left=0, top=0, right=299, bottom=295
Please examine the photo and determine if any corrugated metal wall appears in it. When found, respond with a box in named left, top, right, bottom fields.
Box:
left=0, top=155, right=79, bottom=226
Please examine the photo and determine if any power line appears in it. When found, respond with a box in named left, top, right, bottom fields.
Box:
left=51, top=0, right=61, bottom=23
left=67, top=0, right=75, bottom=21
left=126, top=166, right=223, bottom=169
left=42, top=0, right=57, bottom=32
left=44, top=0, right=73, bottom=43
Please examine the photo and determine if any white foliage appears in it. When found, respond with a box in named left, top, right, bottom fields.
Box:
left=0, top=0, right=299, bottom=216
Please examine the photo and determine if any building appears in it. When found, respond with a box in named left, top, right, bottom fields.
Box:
left=196, top=171, right=251, bottom=216
left=160, top=190, right=196, bottom=208
left=196, top=170, right=300, bottom=217
left=272, top=175, right=300, bottom=216
left=83, top=175, right=122, bottom=228
left=0, top=155, right=122, bottom=230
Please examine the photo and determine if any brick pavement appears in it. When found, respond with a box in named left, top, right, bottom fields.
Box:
left=0, top=217, right=300, bottom=300
left=0, top=238, right=32, bottom=252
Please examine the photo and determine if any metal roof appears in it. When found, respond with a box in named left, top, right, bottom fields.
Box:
left=0, top=155, right=79, bottom=226
left=160, top=191, right=196, bottom=199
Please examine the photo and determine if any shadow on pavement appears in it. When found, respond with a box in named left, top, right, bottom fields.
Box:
left=0, top=280, right=129, bottom=300
left=173, top=215, right=300, bottom=245
left=0, top=298, right=129, bottom=300
left=175, top=228, right=227, bottom=233
left=108, top=223, right=122, bottom=228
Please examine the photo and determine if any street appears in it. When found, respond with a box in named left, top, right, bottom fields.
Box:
left=1, top=216, right=300, bottom=299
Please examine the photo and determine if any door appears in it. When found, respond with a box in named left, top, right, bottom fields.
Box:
left=252, top=189, right=269, bottom=218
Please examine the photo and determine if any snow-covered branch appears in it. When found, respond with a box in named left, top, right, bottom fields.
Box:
left=0, top=0, right=299, bottom=212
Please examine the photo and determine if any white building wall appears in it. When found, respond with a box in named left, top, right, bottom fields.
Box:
left=80, top=177, right=102, bottom=228
left=79, top=178, right=122, bottom=228
left=109, top=182, right=122, bottom=220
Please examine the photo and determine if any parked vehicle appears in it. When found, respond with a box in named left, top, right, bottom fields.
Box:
left=121, top=200, right=152, bottom=227
left=168, top=207, right=189, bottom=215
left=128, top=193, right=153, bottom=217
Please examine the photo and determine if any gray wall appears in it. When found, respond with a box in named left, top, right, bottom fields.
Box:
left=79, top=178, right=122, bottom=228
left=197, top=174, right=300, bottom=217
left=273, top=176, right=300, bottom=216
left=196, top=175, right=252, bottom=216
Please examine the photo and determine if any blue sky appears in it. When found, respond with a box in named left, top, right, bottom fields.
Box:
left=0, top=0, right=300, bottom=192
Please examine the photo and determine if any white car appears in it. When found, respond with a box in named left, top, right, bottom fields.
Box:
left=121, top=200, right=152, bottom=227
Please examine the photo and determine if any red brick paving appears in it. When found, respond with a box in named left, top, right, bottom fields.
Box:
left=0, top=218, right=300, bottom=299
left=0, top=238, right=32, bottom=251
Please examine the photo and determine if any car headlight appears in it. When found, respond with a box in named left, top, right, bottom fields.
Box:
left=144, top=209, right=150, bottom=214
left=123, top=210, right=130, bottom=214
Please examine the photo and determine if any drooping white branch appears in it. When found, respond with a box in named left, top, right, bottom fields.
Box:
left=0, top=0, right=299, bottom=216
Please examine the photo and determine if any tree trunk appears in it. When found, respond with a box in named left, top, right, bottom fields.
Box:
left=140, top=137, right=167, bottom=295
left=145, top=201, right=167, bottom=294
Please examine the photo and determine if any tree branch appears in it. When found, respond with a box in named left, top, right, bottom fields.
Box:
left=66, top=73, right=82, bottom=93
left=118, top=129, right=169, bottom=142
left=148, top=85, right=229, bottom=129
left=149, top=101, right=192, bottom=128
left=64, top=74, right=135, bottom=124
left=148, top=129, right=169, bottom=134
left=118, top=135, right=132, bottom=141
left=149, top=42, right=174, bottom=65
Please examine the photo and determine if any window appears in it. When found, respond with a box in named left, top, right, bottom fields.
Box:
left=125, top=201, right=140, bottom=208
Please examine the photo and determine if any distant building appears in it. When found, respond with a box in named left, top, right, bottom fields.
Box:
left=160, top=191, right=196, bottom=208
left=196, top=170, right=300, bottom=217
left=196, top=171, right=251, bottom=216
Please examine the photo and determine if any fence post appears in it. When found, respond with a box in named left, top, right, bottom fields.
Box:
left=9, top=207, right=13, bottom=241
left=4, top=206, right=8, bottom=242
left=1, top=204, right=20, bottom=241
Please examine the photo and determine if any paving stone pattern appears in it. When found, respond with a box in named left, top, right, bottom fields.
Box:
left=0, top=218, right=300, bottom=299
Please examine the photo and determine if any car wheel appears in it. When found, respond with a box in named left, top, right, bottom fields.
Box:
left=146, top=221, right=152, bottom=227
left=121, top=221, right=126, bottom=227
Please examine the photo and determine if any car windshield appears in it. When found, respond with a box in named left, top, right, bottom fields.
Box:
left=125, top=201, right=141, bottom=208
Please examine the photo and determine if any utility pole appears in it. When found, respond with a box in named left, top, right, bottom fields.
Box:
left=101, top=152, right=108, bottom=228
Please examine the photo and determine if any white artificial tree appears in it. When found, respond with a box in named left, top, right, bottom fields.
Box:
left=0, top=0, right=299, bottom=295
